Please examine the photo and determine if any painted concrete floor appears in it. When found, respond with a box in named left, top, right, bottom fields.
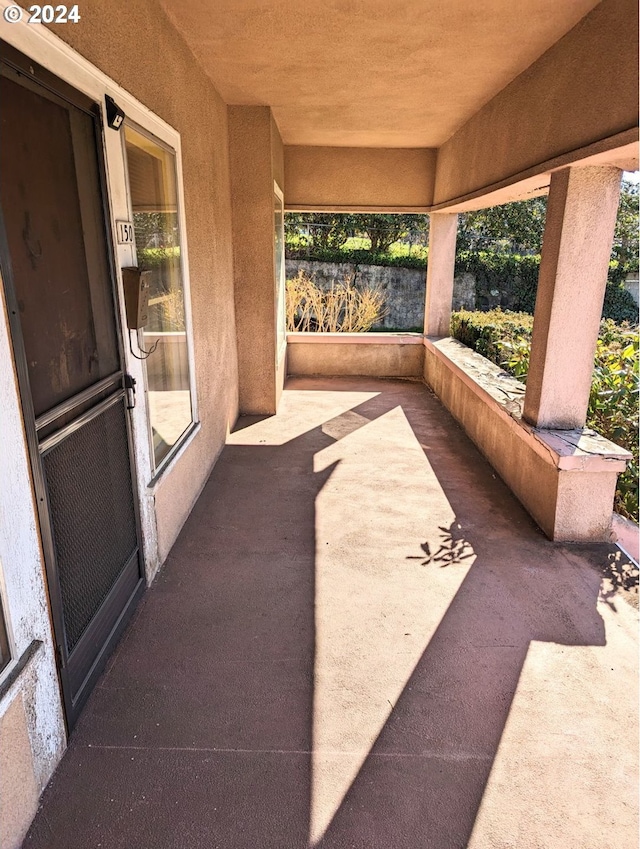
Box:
left=25, top=377, right=638, bottom=849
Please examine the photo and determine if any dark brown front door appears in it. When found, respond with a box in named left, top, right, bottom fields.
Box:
left=0, top=42, right=144, bottom=729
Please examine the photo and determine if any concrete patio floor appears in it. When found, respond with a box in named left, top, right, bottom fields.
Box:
left=24, top=377, right=638, bottom=849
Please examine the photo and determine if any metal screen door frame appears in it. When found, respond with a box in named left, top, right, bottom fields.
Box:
left=0, top=41, right=145, bottom=730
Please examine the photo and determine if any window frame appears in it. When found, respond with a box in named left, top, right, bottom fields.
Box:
left=0, top=565, right=16, bottom=684
left=120, top=119, right=199, bottom=477
left=274, top=181, right=287, bottom=368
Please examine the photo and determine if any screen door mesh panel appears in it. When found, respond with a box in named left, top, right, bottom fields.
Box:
left=43, top=400, right=138, bottom=652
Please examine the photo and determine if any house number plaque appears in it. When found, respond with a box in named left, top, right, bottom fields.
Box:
left=116, top=220, right=135, bottom=245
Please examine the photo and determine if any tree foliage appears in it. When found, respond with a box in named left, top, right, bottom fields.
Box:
left=612, top=179, right=639, bottom=268
left=457, top=197, right=547, bottom=254
left=285, top=212, right=429, bottom=253
left=285, top=212, right=358, bottom=250
left=456, top=179, right=639, bottom=262
left=284, top=179, right=639, bottom=320
left=286, top=179, right=638, bottom=263
left=359, top=214, right=409, bottom=253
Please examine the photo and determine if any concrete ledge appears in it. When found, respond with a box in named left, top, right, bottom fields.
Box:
left=287, top=332, right=424, bottom=345
left=287, top=333, right=424, bottom=377
left=423, top=337, right=631, bottom=542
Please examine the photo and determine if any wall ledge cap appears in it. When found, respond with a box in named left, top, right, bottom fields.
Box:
left=287, top=332, right=423, bottom=345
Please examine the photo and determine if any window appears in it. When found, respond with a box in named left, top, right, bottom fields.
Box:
left=274, top=183, right=286, bottom=364
left=123, top=125, right=195, bottom=470
left=0, top=594, right=10, bottom=676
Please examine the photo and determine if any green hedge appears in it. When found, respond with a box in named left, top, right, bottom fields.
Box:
left=286, top=245, right=428, bottom=270
left=450, top=309, right=639, bottom=522
left=454, top=252, right=637, bottom=322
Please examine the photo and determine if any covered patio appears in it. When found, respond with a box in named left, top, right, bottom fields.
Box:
left=24, top=377, right=638, bottom=849
left=0, top=3, right=637, bottom=845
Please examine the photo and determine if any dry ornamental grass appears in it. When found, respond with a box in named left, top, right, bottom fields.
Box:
left=286, top=271, right=387, bottom=333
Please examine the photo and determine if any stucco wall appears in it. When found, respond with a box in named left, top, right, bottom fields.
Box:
left=284, top=146, right=436, bottom=211
left=423, top=338, right=623, bottom=541
left=229, top=106, right=285, bottom=415
left=434, top=0, right=639, bottom=206
left=51, top=1, right=240, bottom=561
left=0, top=9, right=241, bottom=845
left=229, top=107, right=276, bottom=415
left=287, top=334, right=424, bottom=378
left=424, top=343, right=558, bottom=535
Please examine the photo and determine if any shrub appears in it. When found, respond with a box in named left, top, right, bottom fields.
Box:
left=450, top=310, right=639, bottom=522
left=286, top=271, right=387, bottom=333
left=449, top=309, right=533, bottom=363
left=589, top=323, right=639, bottom=520
left=601, top=280, right=638, bottom=324
left=455, top=252, right=540, bottom=313
left=286, top=244, right=428, bottom=270
left=454, top=253, right=638, bottom=322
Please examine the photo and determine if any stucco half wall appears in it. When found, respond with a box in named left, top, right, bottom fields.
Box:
left=423, top=338, right=630, bottom=542
left=287, top=333, right=424, bottom=378
left=284, top=147, right=436, bottom=211
left=50, top=1, right=240, bottom=563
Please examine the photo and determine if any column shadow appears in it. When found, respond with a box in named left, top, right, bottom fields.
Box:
left=23, top=378, right=636, bottom=849
left=311, top=382, right=635, bottom=849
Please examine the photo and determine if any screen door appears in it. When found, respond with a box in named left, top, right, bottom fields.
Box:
left=0, top=43, right=144, bottom=728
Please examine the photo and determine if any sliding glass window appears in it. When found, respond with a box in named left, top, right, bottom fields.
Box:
left=124, top=125, right=194, bottom=470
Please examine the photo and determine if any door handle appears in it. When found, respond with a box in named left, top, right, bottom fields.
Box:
left=124, top=374, right=136, bottom=410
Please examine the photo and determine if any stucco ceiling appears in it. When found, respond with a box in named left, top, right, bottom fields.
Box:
left=160, top=0, right=602, bottom=148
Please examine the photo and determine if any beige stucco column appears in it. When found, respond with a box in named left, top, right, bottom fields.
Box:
left=424, top=213, right=458, bottom=336
left=229, top=106, right=285, bottom=415
left=523, top=166, right=622, bottom=429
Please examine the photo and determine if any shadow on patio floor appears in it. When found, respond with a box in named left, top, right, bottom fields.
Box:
left=24, top=378, right=638, bottom=849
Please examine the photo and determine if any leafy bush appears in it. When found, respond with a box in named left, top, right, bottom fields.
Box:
left=286, top=244, right=429, bottom=270
left=288, top=241, right=637, bottom=324
left=342, top=237, right=429, bottom=261
left=454, top=253, right=638, bottom=321
left=601, top=279, right=639, bottom=323
left=589, top=323, right=639, bottom=520
left=286, top=271, right=387, bottom=333
left=449, top=309, right=533, bottom=363
left=450, top=309, right=639, bottom=522
left=455, top=251, right=540, bottom=313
